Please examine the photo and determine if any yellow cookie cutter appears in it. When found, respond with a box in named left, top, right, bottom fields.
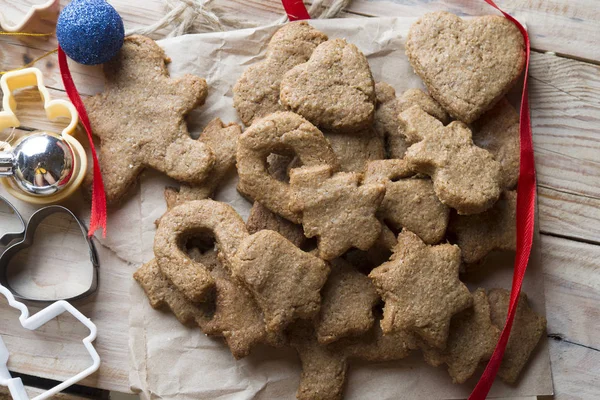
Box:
left=0, top=0, right=60, bottom=34
left=0, top=68, right=87, bottom=204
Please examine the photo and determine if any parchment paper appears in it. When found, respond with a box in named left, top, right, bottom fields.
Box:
left=128, top=17, right=553, bottom=399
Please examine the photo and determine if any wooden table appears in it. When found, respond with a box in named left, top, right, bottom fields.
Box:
left=1, top=0, right=599, bottom=398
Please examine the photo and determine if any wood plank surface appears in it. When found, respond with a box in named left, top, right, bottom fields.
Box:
left=541, top=236, right=600, bottom=399
left=1, top=0, right=599, bottom=398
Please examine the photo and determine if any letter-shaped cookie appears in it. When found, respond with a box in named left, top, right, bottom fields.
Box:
left=154, top=200, right=248, bottom=303
left=369, top=230, right=472, bottom=349
left=289, top=165, right=386, bottom=260
left=236, top=111, right=339, bottom=223
left=281, top=39, right=376, bottom=132
left=401, top=105, right=502, bottom=215
left=85, top=35, right=215, bottom=204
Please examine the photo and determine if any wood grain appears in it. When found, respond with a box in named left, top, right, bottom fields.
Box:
left=333, top=0, right=600, bottom=63
left=1, top=0, right=599, bottom=397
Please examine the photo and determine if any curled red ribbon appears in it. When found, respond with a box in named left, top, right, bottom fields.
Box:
left=280, top=1, right=535, bottom=398
left=58, top=46, right=107, bottom=237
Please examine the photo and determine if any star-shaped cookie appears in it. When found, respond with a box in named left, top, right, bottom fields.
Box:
left=369, top=229, right=472, bottom=349
left=85, top=35, right=215, bottom=204
left=289, top=165, right=386, bottom=260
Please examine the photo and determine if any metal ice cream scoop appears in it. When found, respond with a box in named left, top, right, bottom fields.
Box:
left=0, top=132, right=74, bottom=196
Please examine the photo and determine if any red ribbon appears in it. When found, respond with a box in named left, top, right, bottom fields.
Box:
left=469, top=1, right=534, bottom=398
left=58, top=46, right=107, bottom=237
left=281, top=0, right=311, bottom=21
left=280, top=1, right=535, bottom=398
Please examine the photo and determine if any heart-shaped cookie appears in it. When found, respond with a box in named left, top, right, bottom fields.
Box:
left=406, top=12, right=525, bottom=123
left=280, top=38, right=376, bottom=132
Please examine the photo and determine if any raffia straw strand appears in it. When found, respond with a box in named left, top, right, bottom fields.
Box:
left=125, top=0, right=351, bottom=37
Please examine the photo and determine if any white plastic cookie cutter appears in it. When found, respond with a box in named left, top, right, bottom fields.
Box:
left=0, top=285, right=100, bottom=400
left=0, top=0, right=60, bottom=34
left=0, top=68, right=88, bottom=204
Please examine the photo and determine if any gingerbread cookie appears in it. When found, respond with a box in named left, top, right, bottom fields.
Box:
left=450, top=191, right=517, bottom=265
left=85, top=35, right=215, bottom=204
left=281, top=39, right=376, bottom=132
left=289, top=165, right=386, bottom=260
left=374, top=83, right=449, bottom=159
left=323, top=127, right=385, bottom=172
left=406, top=11, right=525, bottom=123
left=369, top=230, right=472, bottom=348
left=154, top=200, right=248, bottom=303
left=420, top=289, right=500, bottom=383
left=232, top=230, right=330, bottom=334
left=233, top=22, right=328, bottom=126
left=488, top=288, right=547, bottom=384
left=246, top=201, right=306, bottom=249
left=472, top=98, right=520, bottom=189
left=289, top=324, right=348, bottom=400
left=236, top=111, right=339, bottom=223
left=365, top=159, right=450, bottom=244
left=316, top=259, right=379, bottom=344
left=401, top=105, right=502, bottom=214
left=164, top=118, right=241, bottom=208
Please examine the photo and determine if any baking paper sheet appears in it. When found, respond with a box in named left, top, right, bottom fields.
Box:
left=127, top=17, right=553, bottom=399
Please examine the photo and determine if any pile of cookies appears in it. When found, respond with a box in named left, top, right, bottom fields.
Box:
left=87, top=11, right=547, bottom=400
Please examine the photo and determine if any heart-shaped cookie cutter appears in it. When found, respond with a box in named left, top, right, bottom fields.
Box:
left=0, top=195, right=99, bottom=304
left=0, top=0, right=60, bottom=34
left=0, top=68, right=88, bottom=204
left=0, top=284, right=100, bottom=400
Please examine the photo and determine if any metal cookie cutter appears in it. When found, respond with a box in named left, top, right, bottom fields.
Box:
left=0, top=68, right=88, bottom=204
left=0, top=195, right=99, bottom=304
left=0, top=0, right=60, bottom=34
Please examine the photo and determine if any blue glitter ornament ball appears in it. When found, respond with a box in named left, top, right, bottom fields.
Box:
left=57, top=0, right=125, bottom=65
